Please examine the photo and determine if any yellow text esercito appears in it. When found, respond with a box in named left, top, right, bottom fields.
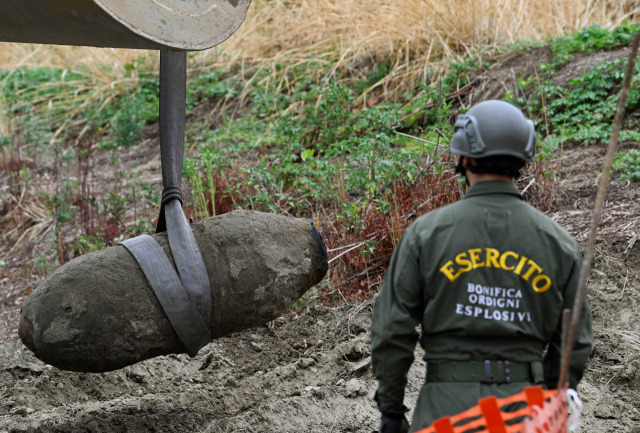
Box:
left=439, top=247, right=552, bottom=293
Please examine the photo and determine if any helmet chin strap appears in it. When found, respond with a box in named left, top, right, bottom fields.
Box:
left=455, top=156, right=470, bottom=185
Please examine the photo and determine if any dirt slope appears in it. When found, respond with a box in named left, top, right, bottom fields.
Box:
left=1, top=48, right=640, bottom=433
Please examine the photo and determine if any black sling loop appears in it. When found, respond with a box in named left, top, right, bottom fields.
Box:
left=121, top=51, right=213, bottom=356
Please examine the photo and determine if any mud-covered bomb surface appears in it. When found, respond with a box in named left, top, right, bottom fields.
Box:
left=18, top=210, right=328, bottom=373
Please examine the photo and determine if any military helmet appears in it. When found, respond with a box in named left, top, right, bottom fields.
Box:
left=450, top=100, right=536, bottom=162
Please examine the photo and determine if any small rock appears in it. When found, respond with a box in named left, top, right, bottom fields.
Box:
left=10, top=407, right=33, bottom=417
left=250, top=342, right=263, bottom=352
left=605, top=352, right=623, bottom=364
left=343, top=378, right=366, bottom=398
left=225, top=376, right=238, bottom=387
left=192, top=375, right=205, bottom=384
left=199, top=352, right=214, bottom=370
left=274, top=363, right=297, bottom=379
left=350, top=356, right=371, bottom=376
left=86, top=420, right=100, bottom=433
left=126, top=366, right=147, bottom=383
left=594, top=399, right=618, bottom=419
left=341, top=339, right=370, bottom=361
left=298, top=357, right=315, bottom=369
left=304, top=386, right=325, bottom=399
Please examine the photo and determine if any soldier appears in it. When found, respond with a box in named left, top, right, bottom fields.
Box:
left=370, top=100, right=593, bottom=433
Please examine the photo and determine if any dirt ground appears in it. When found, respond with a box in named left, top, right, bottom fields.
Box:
left=2, top=48, right=640, bottom=433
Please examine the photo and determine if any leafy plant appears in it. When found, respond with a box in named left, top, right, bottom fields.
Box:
left=101, top=151, right=127, bottom=227
left=187, top=68, right=238, bottom=110
left=110, top=93, right=147, bottom=148
left=614, top=149, right=640, bottom=181
left=511, top=51, right=640, bottom=147
left=549, top=24, right=640, bottom=69
left=69, top=232, right=107, bottom=257
left=441, top=56, right=489, bottom=93
left=0, top=134, right=10, bottom=148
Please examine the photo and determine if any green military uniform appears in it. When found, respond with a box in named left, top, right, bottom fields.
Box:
left=371, top=180, right=593, bottom=432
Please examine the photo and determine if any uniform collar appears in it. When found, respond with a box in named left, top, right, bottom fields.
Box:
left=463, top=180, right=523, bottom=200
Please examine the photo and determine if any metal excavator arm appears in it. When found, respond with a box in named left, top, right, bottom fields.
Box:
left=0, top=1, right=252, bottom=51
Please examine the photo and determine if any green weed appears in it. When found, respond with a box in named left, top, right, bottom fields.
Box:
left=511, top=52, right=640, bottom=147
left=187, top=68, right=238, bottom=110
left=110, top=93, right=147, bottom=148
left=69, top=232, right=107, bottom=257
left=549, top=24, right=640, bottom=69
left=441, top=56, right=489, bottom=93
left=614, top=149, right=640, bottom=181
left=102, top=152, right=127, bottom=227
left=1, top=57, right=158, bottom=153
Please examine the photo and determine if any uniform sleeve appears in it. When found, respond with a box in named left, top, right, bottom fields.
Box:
left=371, top=228, right=425, bottom=412
left=543, top=249, right=594, bottom=389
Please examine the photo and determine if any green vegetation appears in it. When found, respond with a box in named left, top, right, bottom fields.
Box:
left=614, top=149, right=640, bottom=181
left=1, top=23, right=639, bottom=304
left=184, top=80, right=441, bottom=217
left=504, top=24, right=640, bottom=179
left=532, top=58, right=640, bottom=146
left=548, top=24, right=640, bottom=68
left=0, top=56, right=158, bottom=151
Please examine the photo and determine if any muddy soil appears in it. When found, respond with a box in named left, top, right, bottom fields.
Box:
left=2, top=48, right=640, bottom=432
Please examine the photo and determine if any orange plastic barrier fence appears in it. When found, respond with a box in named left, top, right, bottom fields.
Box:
left=415, top=386, right=568, bottom=433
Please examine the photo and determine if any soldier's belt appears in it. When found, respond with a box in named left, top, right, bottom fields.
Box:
left=426, top=360, right=544, bottom=384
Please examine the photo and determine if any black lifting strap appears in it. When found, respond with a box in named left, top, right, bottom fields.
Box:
left=121, top=51, right=212, bottom=356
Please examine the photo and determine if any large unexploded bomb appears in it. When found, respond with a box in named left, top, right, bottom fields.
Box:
left=19, top=210, right=328, bottom=373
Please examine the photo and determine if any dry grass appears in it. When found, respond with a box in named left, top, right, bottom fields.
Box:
left=221, top=0, right=640, bottom=87
left=0, top=45, right=157, bottom=139
left=220, top=0, right=640, bottom=60
left=1, top=1, right=639, bottom=88
left=0, top=44, right=150, bottom=74
left=0, top=0, right=637, bottom=125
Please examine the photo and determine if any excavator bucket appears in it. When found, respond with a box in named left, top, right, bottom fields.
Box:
left=0, top=0, right=252, bottom=51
